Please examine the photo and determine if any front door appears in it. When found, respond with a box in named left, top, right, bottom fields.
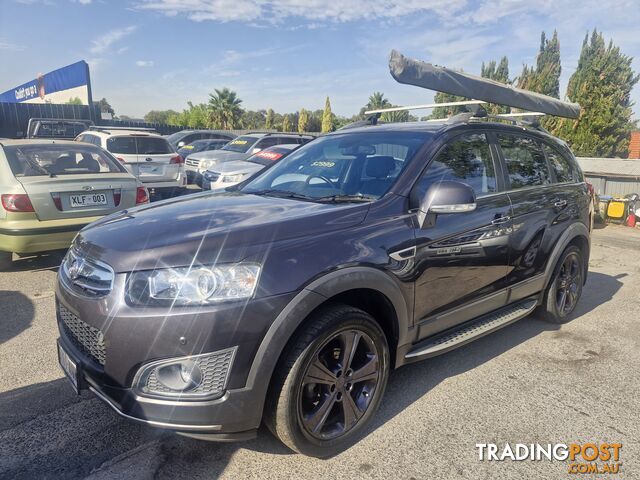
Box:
left=411, top=131, right=512, bottom=339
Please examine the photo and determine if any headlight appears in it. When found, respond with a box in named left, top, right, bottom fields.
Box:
left=127, top=263, right=260, bottom=306
left=222, top=174, right=245, bottom=183
left=201, top=159, right=216, bottom=170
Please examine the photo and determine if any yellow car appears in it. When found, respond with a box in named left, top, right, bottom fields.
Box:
left=0, top=139, right=149, bottom=270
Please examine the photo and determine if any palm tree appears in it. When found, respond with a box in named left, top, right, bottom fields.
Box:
left=367, top=92, right=391, bottom=110
left=208, top=88, right=243, bottom=129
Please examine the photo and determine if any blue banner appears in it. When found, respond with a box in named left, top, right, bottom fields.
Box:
left=0, top=61, right=90, bottom=104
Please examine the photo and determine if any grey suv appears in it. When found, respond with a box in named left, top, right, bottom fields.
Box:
left=56, top=119, right=591, bottom=457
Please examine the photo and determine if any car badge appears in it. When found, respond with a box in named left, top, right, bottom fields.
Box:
left=82, top=185, right=94, bottom=191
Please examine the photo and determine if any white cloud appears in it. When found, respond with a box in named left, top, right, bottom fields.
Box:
left=136, top=60, right=155, bottom=67
left=137, top=0, right=460, bottom=23
left=78, top=0, right=92, bottom=4
left=0, top=39, right=26, bottom=51
left=89, top=25, right=137, bottom=54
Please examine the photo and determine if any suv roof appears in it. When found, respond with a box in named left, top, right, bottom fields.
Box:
left=82, top=128, right=165, bottom=138
left=241, top=132, right=315, bottom=139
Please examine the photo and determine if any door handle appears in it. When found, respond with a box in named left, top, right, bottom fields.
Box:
left=491, top=215, right=511, bottom=225
left=145, top=157, right=153, bottom=162
left=554, top=199, right=568, bottom=209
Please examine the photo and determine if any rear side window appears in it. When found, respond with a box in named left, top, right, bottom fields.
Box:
left=543, top=144, right=577, bottom=183
left=107, top=136, right=137, bottom=154
left=416, top=133, right=497, bottom=198
left=106, top=136, right=173, bottom=155
left=498, top=134, right=551, bottom=189
left=4, top=144, right=124, bottom=176
left=136, top=137, right=173, bottom=155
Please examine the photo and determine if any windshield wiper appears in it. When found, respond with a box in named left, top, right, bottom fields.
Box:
left=246, top=189, right=315, bottom=201
left=314, top=194, right=375, bottom=203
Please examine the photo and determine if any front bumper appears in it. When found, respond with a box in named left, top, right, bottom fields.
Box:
left=55, top=273, right=295, bottom=435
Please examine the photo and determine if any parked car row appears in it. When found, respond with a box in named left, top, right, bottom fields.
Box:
left=184, top=132, right=313, bottom=186
left=0, top=127, right=310, bottom=269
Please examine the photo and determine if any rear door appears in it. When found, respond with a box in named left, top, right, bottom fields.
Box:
left=495, top=132, right=573, bottom=300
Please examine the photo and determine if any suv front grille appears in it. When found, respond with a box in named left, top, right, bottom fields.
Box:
left=59, top=303, right=106, bottom=366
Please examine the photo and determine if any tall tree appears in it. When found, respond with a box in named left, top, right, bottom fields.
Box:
left=144, top=110, right=179, bottom=124
left=517, top=30, right=561, bottom=98
left=322, top=97, right=333, bottom=132
left=551, top=30, right=639, bottom=157
left=298, top=108, right=309, bottom=133
left=430, top=91, right=469, bottom=119
left=481, top=56, right=510, bottom=114
left=282, top=114, right=292, bottom=132
left=265, top=108, right=274, bottom=129
left=94, top=98, right=115, bottom=116
left=208, top=88, right=243, bottom=129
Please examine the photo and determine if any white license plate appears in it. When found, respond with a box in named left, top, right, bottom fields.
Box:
left=139, top=165, right=159, bottom=174
left=69, top=193, right=108, bottom=208
left=58, top=342, right=79, bottom=394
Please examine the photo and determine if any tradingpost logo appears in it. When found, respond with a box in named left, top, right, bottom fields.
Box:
left=476, top=443, right=623, bottom=474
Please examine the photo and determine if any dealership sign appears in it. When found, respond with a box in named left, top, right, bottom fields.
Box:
left=0, top=60, right=92, bottom=105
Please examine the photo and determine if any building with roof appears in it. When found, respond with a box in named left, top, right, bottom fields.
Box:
left=577, top=157, right=640, bottom=196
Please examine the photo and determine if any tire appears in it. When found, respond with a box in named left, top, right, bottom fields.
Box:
left=265, top=304, right=390, bottom=458
left=0, top=251, right=13, bottom=271
left=536, top=245, right=584, bottom=323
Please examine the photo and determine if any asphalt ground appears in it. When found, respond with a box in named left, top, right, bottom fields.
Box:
left=0, top=224, right=638, bottom=479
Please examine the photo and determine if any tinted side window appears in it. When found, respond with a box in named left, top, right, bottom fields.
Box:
left=256, top=137, right=280, bottom=149
left=498, top=134, right=550, bottom=189
left=416, top=133, right=497, bottom=198
left=136, top=137, right=173, bottom=154
left=543, top=144, right=576, bottom=183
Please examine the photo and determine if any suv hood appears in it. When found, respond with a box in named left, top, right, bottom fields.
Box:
left=188, top=150, right=249, bottom=164
left=75, top=191, right=369, bottom=272
left=206, top=160, right=262, bottom=175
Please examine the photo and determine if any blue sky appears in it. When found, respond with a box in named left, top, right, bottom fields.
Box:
left=1, top=0, right=639, bottom=119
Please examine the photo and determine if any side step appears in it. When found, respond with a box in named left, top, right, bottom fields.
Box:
left=405, top=298, right=538, bottom=361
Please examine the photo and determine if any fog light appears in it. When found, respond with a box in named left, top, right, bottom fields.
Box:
left=134, top=347, right=237, bottom=399
left=155, top=361, right=202, bottom=392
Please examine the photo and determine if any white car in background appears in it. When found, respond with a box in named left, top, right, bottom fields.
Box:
left=201, top=144, right=300, bottom=190
left=75, top=127, right=186, bottom=198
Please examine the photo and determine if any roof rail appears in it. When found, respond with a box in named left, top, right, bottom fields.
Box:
left=364, top=100, right=485, bottom=115
left=389, top=50, right=580, bottom=119
left=89, top=126, right=157, bottom=132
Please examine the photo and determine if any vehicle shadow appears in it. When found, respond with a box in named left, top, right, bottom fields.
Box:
left=0, top=272, right=623, bottom=478
left=5, top=250, right=66, bottom=273
left=0, top=291, right=34, bottom=345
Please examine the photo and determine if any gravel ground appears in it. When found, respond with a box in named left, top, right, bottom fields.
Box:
left=0, top=225, right=638, bottom=479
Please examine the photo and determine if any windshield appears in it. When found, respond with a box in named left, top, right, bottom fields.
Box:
left=241, top=131, right=430, bottom=200
left=166, top=132, right=185, bottom=144
left=4, top=144, right=126, bottom=177
left=222, top=136, right=259, bottom=153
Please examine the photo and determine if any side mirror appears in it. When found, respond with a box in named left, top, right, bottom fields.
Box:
left=251, top=147, right=262, bottom=154
left=417, top=180, right=476, bottom=228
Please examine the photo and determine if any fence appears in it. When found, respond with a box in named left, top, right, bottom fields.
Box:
left=0, top=102, right=185, bottom=138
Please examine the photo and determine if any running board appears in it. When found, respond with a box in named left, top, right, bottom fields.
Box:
left=405, top=298, right=537, bottom=361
